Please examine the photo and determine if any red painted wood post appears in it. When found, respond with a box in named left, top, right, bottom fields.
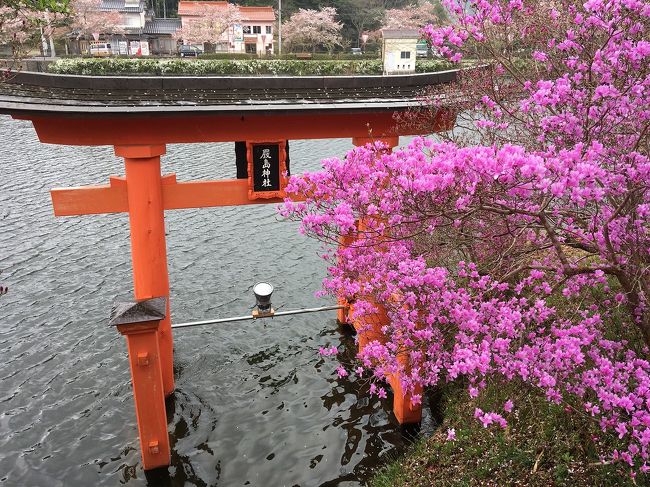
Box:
left=350, top=135, right=421, bottom=424
left=337, top=231, right=355, bottom=325
left=352, top=298, right=423, bottom=424
left=349, top=135, right=399, bottom=346
left=352, top=297, right=388, bottom=352
left=389, top=354, right=424, bottom=424
left=116, top=144, right=174, bottom=397
left=111, top=298, right=171, bottom=470
left=339, top=136, right=399, bottom=325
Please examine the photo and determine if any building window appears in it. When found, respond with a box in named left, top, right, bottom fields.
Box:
left=400, top=51, right=410, bottom=59
left=252, top=25, right=261, bottom=34
left=245, top=43, right=257, bottom=54
left=242, top=25, right=251, bottom=34
left=265, top=25, right=272, bottom=34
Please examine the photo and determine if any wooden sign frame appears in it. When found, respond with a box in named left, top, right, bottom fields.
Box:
left=246, top=140, right=288, bottom=200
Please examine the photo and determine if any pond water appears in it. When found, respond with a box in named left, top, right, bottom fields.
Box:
left=0, top=117, right=437, bottom=486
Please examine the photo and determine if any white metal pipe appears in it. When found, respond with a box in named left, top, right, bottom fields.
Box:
left=172, top=305, right=345, bottom=330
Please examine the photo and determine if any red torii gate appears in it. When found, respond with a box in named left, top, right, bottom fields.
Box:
left=0, top=70, right=456, bottom=471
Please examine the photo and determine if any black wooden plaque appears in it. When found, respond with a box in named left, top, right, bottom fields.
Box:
left=252, top=143, right=281, bottom=192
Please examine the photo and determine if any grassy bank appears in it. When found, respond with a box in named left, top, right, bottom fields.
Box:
left=372, top=380, right=645, bottom=487
left=46, top=58, right=453, bottom=76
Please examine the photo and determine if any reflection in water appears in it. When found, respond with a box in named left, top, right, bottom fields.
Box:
left=0, top=117, right=435, bottom=486
left=121, top=328, right=420, bottom=487
left=111, top=325, right=429, bottom=487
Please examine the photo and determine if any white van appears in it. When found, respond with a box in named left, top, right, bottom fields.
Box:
left=416, top=41, right=429, bottom=58
left=89, top=42, right=113, bottom=57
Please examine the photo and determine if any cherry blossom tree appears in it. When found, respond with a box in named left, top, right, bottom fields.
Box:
left=1, top=1, right=68, bottom=76
left=283, top=0, right=649, bottom=472
left=0, top=5, right=36, bottom=49
left=282, top=7, right=343, bottom=53
left=382, top=1, right=447, bottom=30
left=172, top=3, right=241, bottom=47
left=68, top=0, right=123, bottom=40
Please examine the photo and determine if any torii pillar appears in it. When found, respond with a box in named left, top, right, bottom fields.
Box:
left=340, top=136, right=423, bottom=424
left=110, top=297, right=170, bottom=470
left=119, top=144, right=174, bottom=396
left=50, top=143, right=293, bottom=470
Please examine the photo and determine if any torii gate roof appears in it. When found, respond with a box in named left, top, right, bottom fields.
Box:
left=0, top=70, right=457, bottom=144
left=0, top=70, right=455, bottom=114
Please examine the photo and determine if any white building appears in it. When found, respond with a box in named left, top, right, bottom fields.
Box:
left=382, top=29, right=419, bottom=74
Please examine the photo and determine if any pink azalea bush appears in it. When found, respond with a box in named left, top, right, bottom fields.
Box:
left=281, top=0, right=648, bottom=470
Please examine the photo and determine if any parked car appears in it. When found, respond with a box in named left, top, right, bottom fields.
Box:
left=89, top=42, right=112, bottom=57
left=416, top=42, right=429, bottom=58
left=179, top=45, right=202, bottom=57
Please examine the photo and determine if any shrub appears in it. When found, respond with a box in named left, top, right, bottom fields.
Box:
left=47, top=58, right=390, bottom=76
left=282, top=0, right=649, bottom=472
left=48, top=57, right=457, bottom=76
left=415, top=59, right=454, bottom=73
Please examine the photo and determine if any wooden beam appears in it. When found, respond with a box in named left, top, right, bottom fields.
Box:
left=51, top=183, right=128, bottom=216
left=51, top=177, right=300, bottom=216
left=164, top=179, right=288, bottom=210
left=27, top=111, right=443, bottom=146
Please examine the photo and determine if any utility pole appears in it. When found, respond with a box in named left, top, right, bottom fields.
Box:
left=278, top=0, right=282, bottom=55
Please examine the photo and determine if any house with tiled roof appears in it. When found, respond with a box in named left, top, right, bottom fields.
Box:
left=143, top=18, right=182, bottom=54
left=100, top=0, right=147, bottom=32
left=177, top=1, right=276, bottom=55
left=66, top=0, right=180, bottom=56
left=98, top=0, right=181, bottom=54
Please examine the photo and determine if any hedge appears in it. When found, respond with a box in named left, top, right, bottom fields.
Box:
left=47, top=57, right=454, bottom=76
left=48, top=58, right=382, bottom=75
left=415, top=59, right=455, bottom=73
left=198, top=52, right=381, bottom=60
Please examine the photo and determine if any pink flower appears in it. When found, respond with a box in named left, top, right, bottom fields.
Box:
left=480, top=414, right=493, bottom=428
left=319, top=346, right=338, bottom=357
